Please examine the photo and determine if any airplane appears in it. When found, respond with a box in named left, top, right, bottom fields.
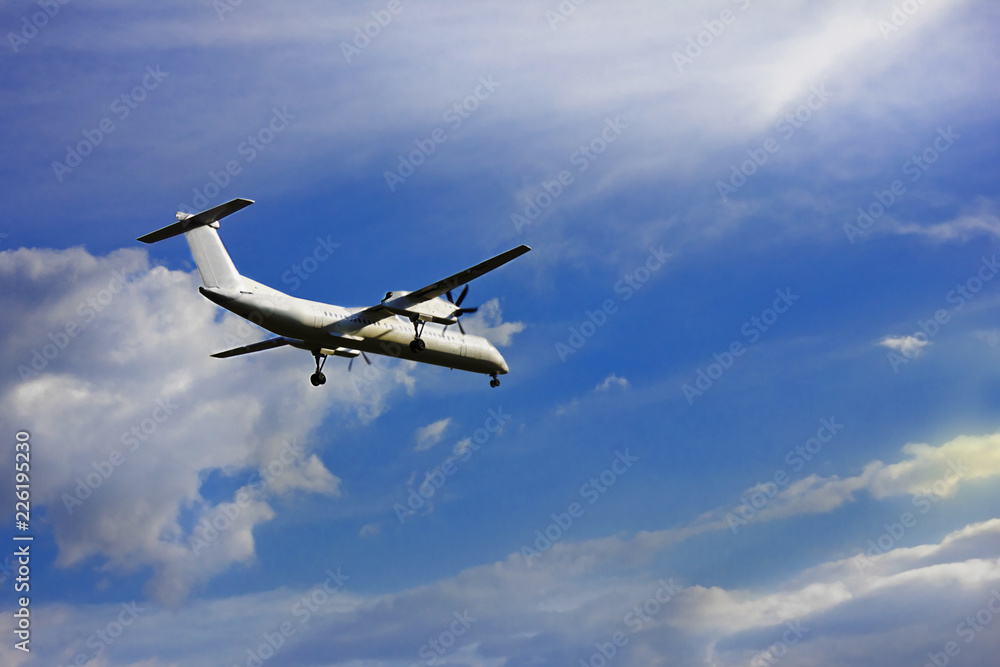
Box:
left=138, top=198, right=530, bottom=388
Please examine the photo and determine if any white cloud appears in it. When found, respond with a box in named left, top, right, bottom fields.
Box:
left=974, top=329, right=1000, bottom=348
left=359, top=522, right=381, bottom=539
left=461, top=298, right=525, bottom=347
left=20, top=514, right=1000, bottom=667
left=880, top=334, right=930, bottom=357
left=595, top=373, right=629, bottom=392
left=889, top=199, right=1000, bottom=241
left=716, top=430, right=1000, bottom=530
left=0, top=246, right=411, bottom=605
left=414, top=417, right=451, bottom=452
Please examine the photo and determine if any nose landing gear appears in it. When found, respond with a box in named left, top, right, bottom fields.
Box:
left=489, top=373, right=500, bottom=388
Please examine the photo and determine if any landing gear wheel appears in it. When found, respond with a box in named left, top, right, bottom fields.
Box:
left=489, top=374, right=500, bottom=388
left=310, top=351, right=328, bottom=387
left=409, top=317, right=427, bottom=353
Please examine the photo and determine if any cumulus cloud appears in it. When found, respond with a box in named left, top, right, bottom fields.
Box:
left=414, top=417, right=451, bottom=452
left=0, top=246, right=411, bottom=605
left=461, top=298, right=525, bottom=347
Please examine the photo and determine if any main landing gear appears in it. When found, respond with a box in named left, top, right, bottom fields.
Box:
left=489, top=373, right=500, bottom=388
left=310, top=351, right=327, bottom=386
left=409, top=317, right=427, bottom=354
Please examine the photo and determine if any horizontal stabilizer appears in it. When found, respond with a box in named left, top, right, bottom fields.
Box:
left=138, top=198, right=254, bottom=244
left=211, top=336, right=293, bottom=359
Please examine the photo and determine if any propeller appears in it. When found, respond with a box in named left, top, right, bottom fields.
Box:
left=445, top=285, right=478, bottom=334
left=348, top=351, right=371, bottom=372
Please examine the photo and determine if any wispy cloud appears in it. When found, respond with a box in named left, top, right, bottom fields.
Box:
left=595, top=373, right=629, bottom=392
left=889, top=200, right=1000, bottom=242
left=16, top=515, right=1000, bottom=666
left=414, top=417, right=451, bottom=452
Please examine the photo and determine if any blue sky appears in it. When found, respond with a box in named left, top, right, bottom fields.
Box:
left=2, top=1, right=1000, bottom=665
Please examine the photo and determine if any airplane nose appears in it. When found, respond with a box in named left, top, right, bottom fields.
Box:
left=495, top=349, right=509, bottom=375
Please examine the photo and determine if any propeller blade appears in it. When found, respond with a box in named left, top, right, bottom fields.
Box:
left=447, top=286, right=475, bottom=334
left=349, top=352, right=371, bottom=372
left=455, top=284, right=469, bottom=307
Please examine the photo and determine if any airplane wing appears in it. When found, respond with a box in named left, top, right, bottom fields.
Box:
left=212, top=336, right=364, bottom=359
left=352, top=245, right=531, bottom=325
left=402, top=244, right=531, bottom=304
left=211, top=336, right=292, bottom=358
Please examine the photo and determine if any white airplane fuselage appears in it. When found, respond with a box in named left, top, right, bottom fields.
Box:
left=200, top=278, right=510, bottom=376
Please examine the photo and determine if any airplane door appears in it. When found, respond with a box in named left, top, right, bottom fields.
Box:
left=460, top=340, right=467, bottom=358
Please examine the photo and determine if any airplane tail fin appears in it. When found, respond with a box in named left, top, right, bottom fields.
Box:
left=138, top=198, right=253, bottom=291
